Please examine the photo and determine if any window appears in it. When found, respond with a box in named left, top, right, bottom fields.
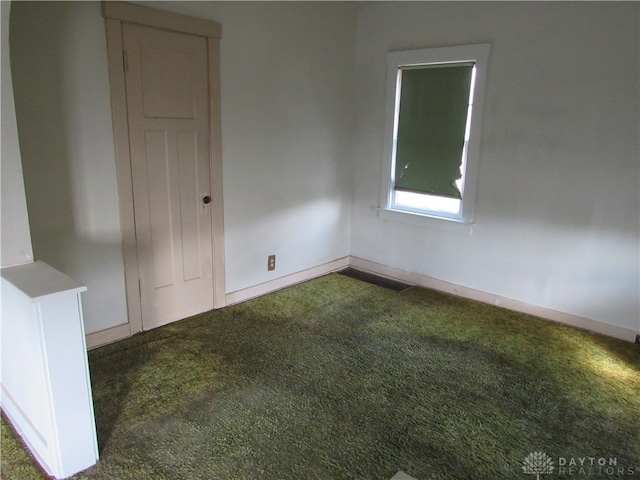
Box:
left=379, top=44, right=490, bottom=233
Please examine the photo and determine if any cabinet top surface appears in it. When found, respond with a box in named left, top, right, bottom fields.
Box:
left=1, top=261, right=87, bottom=302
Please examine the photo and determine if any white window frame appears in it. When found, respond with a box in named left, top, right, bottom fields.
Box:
left=378, top=43, right=490, bottom=235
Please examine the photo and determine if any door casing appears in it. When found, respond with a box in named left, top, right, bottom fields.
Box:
left=103, top=1, right=225, bottom=338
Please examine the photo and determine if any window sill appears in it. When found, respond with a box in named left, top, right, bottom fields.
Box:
left=377, top=208, right=474, bottom=235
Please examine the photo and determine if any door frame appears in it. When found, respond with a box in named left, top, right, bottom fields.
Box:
left=101, top=1, right=226, bottom=340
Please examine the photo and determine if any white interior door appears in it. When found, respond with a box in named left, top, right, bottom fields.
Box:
left=123, top=23, right=213, bottom=330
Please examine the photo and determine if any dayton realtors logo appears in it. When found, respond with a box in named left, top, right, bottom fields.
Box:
left=522, top=452, right=638, bottom=477
left=522, top=452, right=555, bottom=479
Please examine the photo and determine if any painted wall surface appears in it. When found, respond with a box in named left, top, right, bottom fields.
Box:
left=6, top=1, right=638, bottom=337
left=9, top=1, right=355, bottom=332
left=350, top=2, right=640, bottom=331
left=1, top=1, right=33, bottom=268
left=218, top=2, right=355, bottom=293
left=136, top=1, right=356, bottom=293
left=10, top=2, right=128, bottom=334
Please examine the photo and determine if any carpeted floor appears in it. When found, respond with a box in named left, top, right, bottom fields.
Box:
left=2, top=273, right=639, bottom=479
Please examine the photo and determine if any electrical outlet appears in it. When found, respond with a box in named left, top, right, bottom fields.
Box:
left=268, top=255, right=276, bottom=271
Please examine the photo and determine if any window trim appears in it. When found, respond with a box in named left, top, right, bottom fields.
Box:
left=379, top=43, right=490, bottom=233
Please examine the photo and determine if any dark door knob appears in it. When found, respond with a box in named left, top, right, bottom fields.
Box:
left=202, top=195, right=211, bottom=204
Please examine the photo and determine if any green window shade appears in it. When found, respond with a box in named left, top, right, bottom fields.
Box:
left=394, top=63, right=473, bottom=199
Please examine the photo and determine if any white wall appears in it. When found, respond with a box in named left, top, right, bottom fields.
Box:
left=350, top=2, right=640, bottom=332
left=7, top=1, right=638, bottom=338
left=218, top=2, right=355, bottom=293
left=1, top=1, right=33, bottom=268
left=9, top=1, right=356, bottom=334
left=10, top=2, right=128, bottom=334
left=133, top=1, right=357, bottom=293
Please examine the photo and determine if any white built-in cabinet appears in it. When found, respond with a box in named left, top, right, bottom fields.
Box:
left=1, top=261, right=99, bottom=479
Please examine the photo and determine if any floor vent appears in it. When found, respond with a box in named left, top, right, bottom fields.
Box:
left=338, top=268, right=412, bottom=292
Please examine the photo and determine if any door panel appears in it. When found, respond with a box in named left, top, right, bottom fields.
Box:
left=145, top=129, right=174, bottom=289
left=140, top=45, right=195, bottom=119
left=123, top=23, right=213, bottom=329
left=177, top=130, right=202, bottom=282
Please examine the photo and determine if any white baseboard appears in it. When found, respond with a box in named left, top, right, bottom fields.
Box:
left=85, top=255, right=637, bottom=347
left=225, top=257, right=350, bottom=306
left=86, top=323, right=132, bottom=350
left=349, top=257, right=638, bottom=343
left=85, top=258, right=351, bottom=349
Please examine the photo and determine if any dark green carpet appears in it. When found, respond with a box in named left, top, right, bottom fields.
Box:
left=2, top=274, right=639, bottom=479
